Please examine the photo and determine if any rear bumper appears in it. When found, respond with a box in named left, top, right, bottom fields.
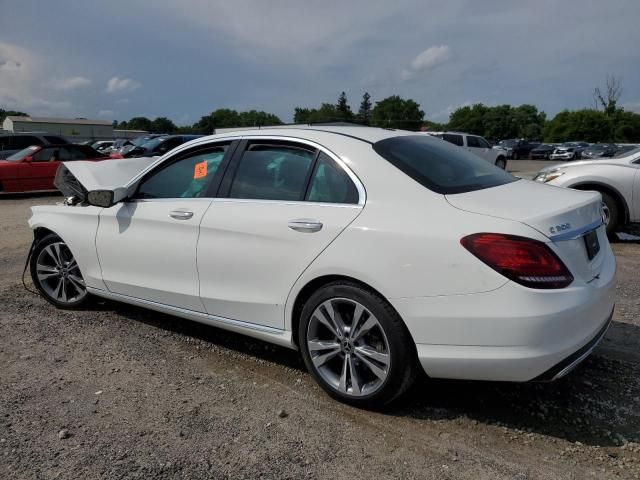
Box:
left=392, top=249, right=616, bottom=382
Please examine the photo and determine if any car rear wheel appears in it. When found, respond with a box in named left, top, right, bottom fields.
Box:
left=30, top=234, right=89, bottom=309
left=599, top=192, right=619, bottom=236
left=495, top=157, right=506, bottom=170
left=298, top=281, right=417, bottom=407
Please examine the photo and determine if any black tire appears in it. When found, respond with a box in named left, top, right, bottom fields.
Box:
left=30, top=233, right=90, bottom=309
left=298, top=281, right=418, bottom=408
left=495, top=157, right=506, bottom=170
left=599, top=192, right=620, bottom=237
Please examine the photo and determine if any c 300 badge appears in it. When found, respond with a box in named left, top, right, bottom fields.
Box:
left=550, top=223, right=571, bottom=234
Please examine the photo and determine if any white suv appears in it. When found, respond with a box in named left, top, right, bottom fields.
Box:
left=426, top=132, right=507, bottom=169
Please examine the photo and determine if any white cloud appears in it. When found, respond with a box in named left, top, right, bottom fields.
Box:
left=49, top=76, right=91, bottom=90
left=0, top=42, right=71, bottom=113
left=623, top=101, right=640, bottom=113
left=115, top=98, right=130, bottom=104
left=98, top=109, right=115, bottom=117
left=410, top=45, right=452, bottom=72
left=106, top=76, right=141, bottom=93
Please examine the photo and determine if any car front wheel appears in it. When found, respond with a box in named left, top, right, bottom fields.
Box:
left=599, top=192, right=619, bottom=237
left=495, top=157, right=506, bottom=169
left=299, top=281, right=417, bottom=407
left=30, top=233, right=89, bottom=309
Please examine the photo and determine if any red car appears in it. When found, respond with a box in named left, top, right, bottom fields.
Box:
left=0, top=144, right=109, bottom=193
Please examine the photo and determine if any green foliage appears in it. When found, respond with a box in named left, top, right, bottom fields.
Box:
left=0, top=108, right=28, bottom=125
left=336, top=92, right=354, bottom=121
left=294, top=104, right=340, bottom=123
left=194, top=109, right=282, bottom=133
left=544, top=109, right=613, bottom=143
left=611, top=110, right=640, bottom=143
left=123, top=116, right=153, bottom=132
left=447, top=103, right=546, bottom=140
left=150, top=116, right=177, bottom=134
left=357, top=92, right=372, bottom=125
left=371, top=95, right=424, bottom=130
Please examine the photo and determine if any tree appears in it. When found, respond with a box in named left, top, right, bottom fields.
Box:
left=611, top=110, right=640, bottom=143
left=371, top=95, right=424, bottom=130
left=357, top=92, right=372, bottom=125
left=446, top=103, right=546, bottom=140
left=594, top=76, right=623, bottom=116
left=293, top=103, right=339, bottom=123
left=544, top=109, right=613, bottom=143
left=125, top=116, right=153, bottom=132
left=150, top=117, right=177, bottom=133
left=237, top=110, right=282, bottom=127
left=336, top=92, right=354, bottom=121
left=193, top=109, right=240, bottom=134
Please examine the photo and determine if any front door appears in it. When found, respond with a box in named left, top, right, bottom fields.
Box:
left=18, top=146, right=63, bottom=191
left=198, top=141, right=363, bottom=329
left=95, top=143, right=232, bottom=311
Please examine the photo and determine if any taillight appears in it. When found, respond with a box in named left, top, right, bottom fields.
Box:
left=461, top=233, right=573, bottom=289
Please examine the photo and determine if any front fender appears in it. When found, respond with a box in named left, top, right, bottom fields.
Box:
left=29, top=204, right=106, bottom=290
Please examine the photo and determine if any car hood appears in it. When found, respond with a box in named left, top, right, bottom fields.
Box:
left=54, top=156, right=156, bottom=200
left=537, top=158, right=628, bottom=174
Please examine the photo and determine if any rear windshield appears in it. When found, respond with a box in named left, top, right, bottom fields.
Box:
left=373, top=135, right=517, bottom=194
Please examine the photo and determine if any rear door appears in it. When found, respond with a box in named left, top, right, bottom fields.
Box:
left=197, top=139, right=364, bottom=329
left=96, top=142, right=234, bottom=311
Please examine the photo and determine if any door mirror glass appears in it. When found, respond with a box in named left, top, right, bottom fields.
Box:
left=87, top=190, right=115, bottom=208
left=24, top=156, right=33, bottom=163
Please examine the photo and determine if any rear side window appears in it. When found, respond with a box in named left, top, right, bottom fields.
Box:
left=137, top=145, right=229, bottom=199
left=44, top=136, right=67, bottom=144
left=442, top=134, right=463, bottom=147
left=373, top=135, right=517, bottom=195
left=306, top=153, right=359, bottom=204
left=467, top=136, right=481, bottom=148
left=11, top=136, right=44, bottom=149
left=229, top=143, right=315, bottom=201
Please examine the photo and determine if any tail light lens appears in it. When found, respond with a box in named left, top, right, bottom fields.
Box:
left=461, top=233, right=573, bottom=289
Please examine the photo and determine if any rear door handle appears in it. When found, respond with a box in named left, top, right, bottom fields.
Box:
left=169, top=210, right=194, bottom=220
left=288, top=219, right=323, bottom=233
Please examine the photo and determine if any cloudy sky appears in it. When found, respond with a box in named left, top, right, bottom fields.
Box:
left=1, top=0, right=639, bottom=124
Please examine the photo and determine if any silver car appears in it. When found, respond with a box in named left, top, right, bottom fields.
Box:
left=534, top=147, right=640, bottom=234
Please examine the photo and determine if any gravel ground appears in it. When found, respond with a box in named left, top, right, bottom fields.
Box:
left=1, top=194, right=639, bottom=479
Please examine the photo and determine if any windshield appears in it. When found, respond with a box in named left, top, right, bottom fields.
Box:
left=140, top=137, right=167, bottom=150
left=373, top=135, right=517, bottom=195
left=616, top=146, right=640, bottom=157
left=6, top=146, right=40, bottom=161
left=132, top=136, right=156, bottom=147
left=499, top=140, right=517, bottom=147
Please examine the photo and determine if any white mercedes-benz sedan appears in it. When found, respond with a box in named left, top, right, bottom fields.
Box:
left=27, top=126, right=616, bottom=407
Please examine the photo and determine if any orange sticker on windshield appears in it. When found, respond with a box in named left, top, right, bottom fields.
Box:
left=194, top=161, right=207, bottom=179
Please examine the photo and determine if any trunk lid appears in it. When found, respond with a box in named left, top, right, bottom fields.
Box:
left=446, top=180, right=605, bottom=283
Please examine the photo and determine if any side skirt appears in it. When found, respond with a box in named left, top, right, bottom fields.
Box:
left=86, top=287, right=297, bottom=350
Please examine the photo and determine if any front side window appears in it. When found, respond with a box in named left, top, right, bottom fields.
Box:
left=229, top=143, right=315, bottom=201
left=137, top=145, right=228, bottom=199
left=32, top=147, right=64, bottom=162
left=306, top=153, right=359, bottom=204
left=476, top=137, right=490, bottom=149
left=373, top=135, right=517, bottom=195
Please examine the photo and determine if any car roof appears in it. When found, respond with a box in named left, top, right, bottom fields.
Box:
left=200, top=126, right=415, bottom=145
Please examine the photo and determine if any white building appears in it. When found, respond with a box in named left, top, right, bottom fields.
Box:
left=2, top=116, right=114, bottom=141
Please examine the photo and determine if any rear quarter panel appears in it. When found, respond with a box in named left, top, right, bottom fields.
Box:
left=29, top=204, right=106, bottom=290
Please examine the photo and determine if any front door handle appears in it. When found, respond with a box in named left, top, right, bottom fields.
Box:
left=169, top=210, right=194, bottom=220
left=288, top=219, right=323, bottom=233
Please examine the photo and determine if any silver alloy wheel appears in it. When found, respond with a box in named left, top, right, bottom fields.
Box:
left=35, top=242, right=87, bottom=304
left=307, top=298, right=390, bottom=397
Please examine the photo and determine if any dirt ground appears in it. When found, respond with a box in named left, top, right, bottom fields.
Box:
left=1, top=194, right=639, bottom=479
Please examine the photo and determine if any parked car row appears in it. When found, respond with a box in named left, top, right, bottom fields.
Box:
left=110, top=134, right=203, bottom=158
left=496, top=138, right=637, bottom=161
left=0, top=133, right=69, bottom=159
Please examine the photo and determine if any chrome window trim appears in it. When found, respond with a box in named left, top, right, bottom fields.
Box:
left=211, top=198, right=363, bottom=208
left=126, top=134, right=367, bottom=206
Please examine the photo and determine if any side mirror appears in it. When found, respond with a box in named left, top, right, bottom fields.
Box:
left=24, top=156, right=33, bottom=163
left=87, top=190, right=115, bottom=208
